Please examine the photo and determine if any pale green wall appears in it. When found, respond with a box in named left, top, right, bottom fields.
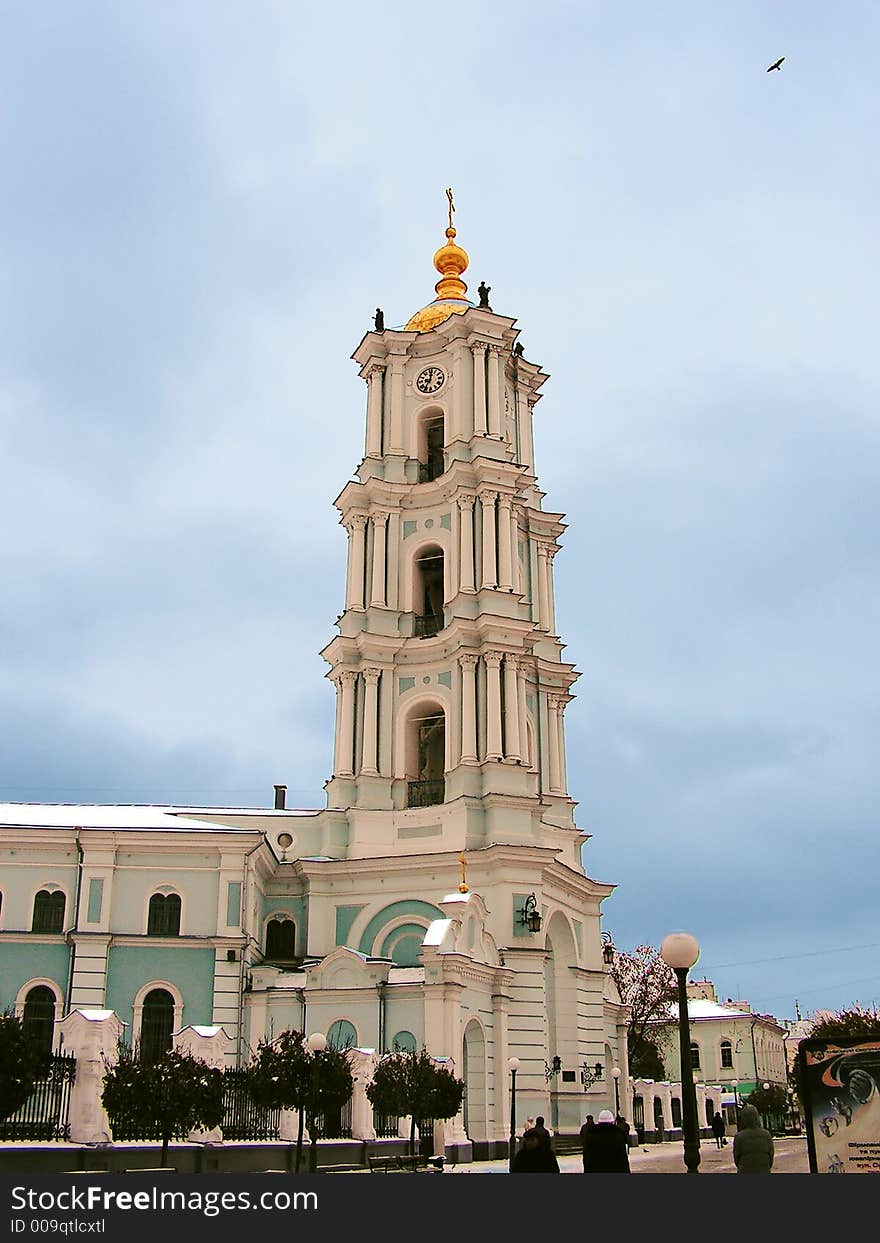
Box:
left=104, top=945, right=215, bottom=1033
left=0, top=863, right=78, bottom=929
left=0, top=942, right=71, bottom=1008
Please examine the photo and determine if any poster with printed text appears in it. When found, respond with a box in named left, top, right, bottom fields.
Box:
left=800, top=1036, right=880, bottom=1173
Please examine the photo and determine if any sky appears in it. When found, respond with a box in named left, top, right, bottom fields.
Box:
left=2, top=1, right=878, bottom=1024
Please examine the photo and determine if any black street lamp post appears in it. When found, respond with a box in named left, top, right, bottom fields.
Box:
left=507, top=1057, right=520, bottom=1172
left=612, top=1066, right=621, bottom=1116
left=660, top=932, right=701, bottom=1174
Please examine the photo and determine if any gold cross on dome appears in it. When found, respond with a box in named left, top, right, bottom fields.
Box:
left=446, top=187, right=455, bottom=230
left=459, top=851, right=468, bottom=893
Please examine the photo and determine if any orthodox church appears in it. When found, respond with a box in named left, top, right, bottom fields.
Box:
left=0, top=201, right=630, bottom=1157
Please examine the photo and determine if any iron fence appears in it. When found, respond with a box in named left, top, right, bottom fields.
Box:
left=373, top=1112, right=399, bottom=1138
left=221, top=1070, right=280, bottom=1141
left=311, top=1096, right=353, bottom=1139
left=0, top=1053, right=76, bottom=1141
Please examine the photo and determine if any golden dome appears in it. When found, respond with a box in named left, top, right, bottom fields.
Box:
left=405, top=198, right=474, bottom=332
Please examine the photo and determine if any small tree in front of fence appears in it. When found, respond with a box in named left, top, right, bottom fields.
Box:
left=366, top=1048, right=464, bottom=1156
left=101, top=1048, right=224, bottom=1167
left=247, top=1030, right=354, bottom=1173
left=0, top=1010, right=49, bottom=1122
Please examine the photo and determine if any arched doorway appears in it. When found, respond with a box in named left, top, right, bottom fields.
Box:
left=22, top=985, right=57, bottom=1055
left=413, top=546, right=445, bottom=636
left=462, top=1020, right=487, bottom=1148
left=404, top=699, right=446, bottom=807
left=140, top=988, right=175, bottom=1063
left=543, top=913, right=578, bottom=1132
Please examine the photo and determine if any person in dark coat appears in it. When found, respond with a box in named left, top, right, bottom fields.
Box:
left=711, top=1111, right=727, bottom=1148
left=582, top=1109, right=631, bottom=1173
left=733, top=1104, right=774, bottom=1173
left=579, top=1115, right=595, bottom=1172
left=531, top=1116, right=553, bottom=1150
left=511, top=1128, right=561, bottom=1173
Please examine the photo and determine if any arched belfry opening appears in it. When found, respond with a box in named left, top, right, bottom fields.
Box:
left=418, top=410, right=445, bottom=482
left=414, top=545, right=444, bottom=637
left=405, top=699, right=446, bottom=807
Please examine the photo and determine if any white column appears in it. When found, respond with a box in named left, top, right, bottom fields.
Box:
left=459, top=654, right=478, bottom=763
left=386, top=510, right=401, bottom=609
left=497, top=494, right=513, bottom=591
left=480, top=491, right=498, bottom=590
left=365, top=366, right=384, bottom=457
left=487, top=344, right=503, bottom=436
left=556, top=695, right=568, bottom=792
left=472, top=344, right=487, bottom=436
left=537, top=545, right=551, bottom=630
left=388, top=356, right=405, bottom=452
left=336, top=671, right=356, bottom=777
left=517, top=663, right=529, bottom=765
left=360, top=668, right=380, bottom=776
left=345, top=515, right=367, bottom=610
left=547, top=694, right=563, bottom=792
left=370, top=511, right=388, bottom=607
left=458, top=493, right=476, bottom=592
left=350, top=1050, right=378, bottom=1141
left=547, top=547, right=558, bottom=634
left=503, top=654, right=521, bottom=761
left=510, top=506, right=521, bottom=594
left=332, top=673, right=344, bottom=774
left=379, top=669, right=393, bottom=776
left=59, top=1010, right=125, bottom=1145
left=450, top=341, right=467, bottom=441
left=485, top=652, right=503, bottom=761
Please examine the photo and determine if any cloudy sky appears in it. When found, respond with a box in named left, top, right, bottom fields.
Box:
left=2, top=2, right=878, bottom=1022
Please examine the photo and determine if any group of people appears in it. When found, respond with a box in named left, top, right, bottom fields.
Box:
left=510, top=1110, right=631, bottom=1174
left=510, top=1105, right=774, bottom=1174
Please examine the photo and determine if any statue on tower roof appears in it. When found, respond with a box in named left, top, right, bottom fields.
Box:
left=478, top=281, right=491, bottom=308
left=374, top=308, right=385, bottom=332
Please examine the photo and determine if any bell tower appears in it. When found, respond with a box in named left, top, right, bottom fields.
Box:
left=322, top=196, right=583, bottom=866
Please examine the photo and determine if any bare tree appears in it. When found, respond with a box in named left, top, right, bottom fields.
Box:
left=609, top=943, right=676, bottom=1078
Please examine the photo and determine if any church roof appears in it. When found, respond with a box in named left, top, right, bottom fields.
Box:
left=0, top=803, right=262, bottom=832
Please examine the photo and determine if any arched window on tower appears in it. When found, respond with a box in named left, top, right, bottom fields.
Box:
left=413, top=546, right=444, bottom=637
left=406, top=702, right=446, bottom=808
left=32, top=889, right=65, bottom=934
left=22, top=985, right=57, bottom=1055
left=418, top=414, right=445, bottom=483
left=140, top=989, right=175, bottom=1063
left=264, top=917, right=297, bottom=962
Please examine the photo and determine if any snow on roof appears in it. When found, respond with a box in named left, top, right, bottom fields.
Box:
left=670, top=999, right=753, bottom=1021
left=423, top=918, right=452, bottom=947
left=0, top=803, right=255, bottom=832
left=69, top=1009, right=116, bottom=1022
left=0, top=803, right=272, bottom=833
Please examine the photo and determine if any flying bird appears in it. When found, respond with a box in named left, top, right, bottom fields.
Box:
left=767, top=56, right=785, bottom=72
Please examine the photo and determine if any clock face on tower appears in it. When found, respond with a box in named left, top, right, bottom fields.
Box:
left=416, top=366, right=445, bottom=395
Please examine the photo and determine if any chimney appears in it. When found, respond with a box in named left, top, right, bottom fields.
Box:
left=273, top=784, right=287, bottom=810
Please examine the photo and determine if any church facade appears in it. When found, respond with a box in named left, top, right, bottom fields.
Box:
left=0, top=207, right=629, bottom=1157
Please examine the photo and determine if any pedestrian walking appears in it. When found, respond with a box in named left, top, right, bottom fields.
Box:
left=582, top=1109, right=631, bottom=1173
left=532, top=1116, right=553, bottom=1150
left=579, top=1114, right=595, bottom=1172
left=711, top=1111, right=727, bottom=1149
left=511, top=1128, right=561, bottom=1173
left=733, top=1104, right=774, bottom=1173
